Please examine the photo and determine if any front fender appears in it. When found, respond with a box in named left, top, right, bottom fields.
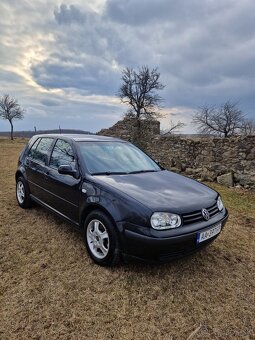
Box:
left=79, top=181, right=152, bottom=228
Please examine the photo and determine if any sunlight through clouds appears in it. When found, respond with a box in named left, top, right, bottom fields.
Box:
left=0, top=0, right=254, bottom=132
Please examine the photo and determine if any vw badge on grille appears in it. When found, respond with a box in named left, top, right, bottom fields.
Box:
left=202, top=208, right=210, bottom=221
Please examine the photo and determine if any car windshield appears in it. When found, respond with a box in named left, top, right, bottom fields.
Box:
left=78, top=141, right=161, bottom=175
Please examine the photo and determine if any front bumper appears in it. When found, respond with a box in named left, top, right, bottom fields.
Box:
left=117, top=209, right=229, bottom=263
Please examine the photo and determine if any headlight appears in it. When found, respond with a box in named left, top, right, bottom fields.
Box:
left=151, top=212, right=181, bottom=230
left=217, top=196, right=224, bottom=211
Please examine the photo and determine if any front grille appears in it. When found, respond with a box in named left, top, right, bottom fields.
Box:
left=182, top=202, right=219, bottom=225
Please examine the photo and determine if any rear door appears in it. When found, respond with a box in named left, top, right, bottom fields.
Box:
left=25, top=137, right=55, bottom=201
left=43, top=139, right=81, bottom=223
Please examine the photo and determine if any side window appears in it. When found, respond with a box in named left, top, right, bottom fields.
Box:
left=30, top=138, right=54, bottom=164
left=50, top=139, right=76, bottom=169
left=27, top=138, right=41, bottom=158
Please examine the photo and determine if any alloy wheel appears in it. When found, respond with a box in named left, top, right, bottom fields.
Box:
left=86, top=219, right=110, bottom=259
left=17, top=181, right=25, bottom=204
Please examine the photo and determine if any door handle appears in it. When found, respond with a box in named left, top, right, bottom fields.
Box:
left=44, top=171, right=50, bottom=180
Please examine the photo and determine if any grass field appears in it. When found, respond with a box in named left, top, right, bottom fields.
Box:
left=0, top=138, right=254, bottom=340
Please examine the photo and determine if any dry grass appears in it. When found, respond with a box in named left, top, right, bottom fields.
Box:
left=0, top=137, right=254, bottom=340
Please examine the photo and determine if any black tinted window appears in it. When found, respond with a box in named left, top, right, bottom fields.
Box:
left=30, top=138, right=54, bottom=163
left=28, top=138, right=41, bottom=158
left=50, top=139, right=75, bottom=169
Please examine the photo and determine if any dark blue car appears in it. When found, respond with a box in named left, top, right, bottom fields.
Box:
left=16, top=134, right=228, bottom=266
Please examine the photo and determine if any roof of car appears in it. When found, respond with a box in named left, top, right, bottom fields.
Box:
left=32, top=134, right=125, bottom=142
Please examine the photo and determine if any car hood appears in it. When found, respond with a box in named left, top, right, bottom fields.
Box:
left=91, top=170, right=218, bottom=214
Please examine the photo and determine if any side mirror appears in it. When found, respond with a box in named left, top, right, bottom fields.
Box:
left=58, top=164, right=77, bottom=177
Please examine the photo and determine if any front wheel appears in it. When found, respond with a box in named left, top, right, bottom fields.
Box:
left=83, top=210, right=121, bottom=266
left=16, top=177, right=32, bottom=209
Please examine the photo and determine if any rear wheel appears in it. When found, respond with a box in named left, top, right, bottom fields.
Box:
left=16, top=177, right=32, bottom=209
left=83, top=210, right=121, bottom=266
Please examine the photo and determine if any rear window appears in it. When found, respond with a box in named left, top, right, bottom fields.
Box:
left=28, top=137, right=54, bottom=164
left=27, top=138, right=41, bottom=158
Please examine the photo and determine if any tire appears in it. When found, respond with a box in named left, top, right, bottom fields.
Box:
left=16, top=176, right=33, bottom=209
left=83, top=210, right=121, bottom=267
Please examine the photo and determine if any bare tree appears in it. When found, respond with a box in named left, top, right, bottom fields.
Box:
left=240, top=118, right=255, bottom=136
left=161, top=120, right=186, bottom=135
left=119, top=66, right=165, bottom=119
left=118, top=66, right=165, bottom=145
left=0, top=94, right=25, bottom=140
left=193, top=101, right=245, bottom=137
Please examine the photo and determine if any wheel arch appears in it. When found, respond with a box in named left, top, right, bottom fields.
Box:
left=80, top=204, right=117, bottom=229
left=15, top=167, right=27, bottom=182
left=15, top=170, right=24, bottom=181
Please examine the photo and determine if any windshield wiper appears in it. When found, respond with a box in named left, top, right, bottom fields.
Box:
left=91, top=169, right=161, bottom=175
left=127, top=169, right=160, bottom=174
left=91, top=171, right=128, bottom=176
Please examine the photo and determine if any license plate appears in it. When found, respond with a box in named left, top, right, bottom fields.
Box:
left=196, top=223, right=222, bottom=244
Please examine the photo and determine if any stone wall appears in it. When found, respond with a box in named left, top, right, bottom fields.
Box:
left=98, top=117, right=160, bottom=139
left=146, top=135, right=255, bottom=188
left=98, top=119, right=255, bottom=188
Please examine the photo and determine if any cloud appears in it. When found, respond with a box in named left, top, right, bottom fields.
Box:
left=40, top=98, right=60, bottom=106
left=106, top=0, right=234, bottom=26
left=54, top=4, right=86, bottom=25
left=31, top=58, right=120, bottom=95
left=0, top=0, right=255, bottom=134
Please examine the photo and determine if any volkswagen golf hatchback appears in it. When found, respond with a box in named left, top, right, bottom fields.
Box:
left=16, top=134, right=228, bottom=266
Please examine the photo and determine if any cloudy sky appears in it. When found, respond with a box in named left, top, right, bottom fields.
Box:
left=0, top=0, right=255, bottom=133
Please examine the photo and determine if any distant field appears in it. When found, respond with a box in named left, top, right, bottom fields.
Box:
left=0, top=138, right=254, bottom=339
left=0, top=129, right=92, bottom=138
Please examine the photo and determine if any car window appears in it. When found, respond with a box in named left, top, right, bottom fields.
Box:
left=27, top=138, right=41, bottom=158
left=78, top=141, right=160, bottom=174
left=50, top=139, right=76, bottom=169
left=29, top=138, right=54, bottom=164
